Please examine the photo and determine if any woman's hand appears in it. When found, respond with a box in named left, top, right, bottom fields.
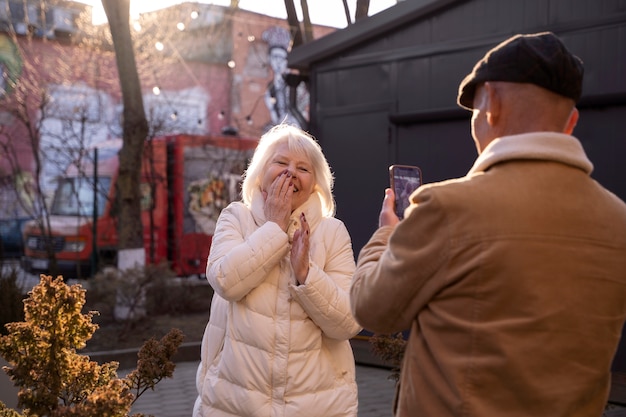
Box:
left=291, top=212, right=310, bottom=285
left=263, top=170, right=293, bottom=231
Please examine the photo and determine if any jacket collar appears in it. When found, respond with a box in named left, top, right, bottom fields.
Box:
left=249, top=190, right=323, bottom=242
left=468, top=132, right=594, bottom=176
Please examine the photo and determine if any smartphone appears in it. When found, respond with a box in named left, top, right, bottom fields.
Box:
left=389, top=165, right=422, bottom=219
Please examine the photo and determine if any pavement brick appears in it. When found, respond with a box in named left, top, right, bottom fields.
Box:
left=124, top=361, right=396, bottom=417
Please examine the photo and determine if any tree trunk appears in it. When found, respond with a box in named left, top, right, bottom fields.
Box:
left=101, top=0, right=148, bottom=270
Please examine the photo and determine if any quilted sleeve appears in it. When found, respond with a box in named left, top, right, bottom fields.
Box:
left=206, top=203, right=290, bottom=301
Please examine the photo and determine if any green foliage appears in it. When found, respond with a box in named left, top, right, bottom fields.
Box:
left=0, top=275, right=183, bottom=417
left=369, top=333, right=407, bottom=382
left=0, top=267, right=25, bottom=336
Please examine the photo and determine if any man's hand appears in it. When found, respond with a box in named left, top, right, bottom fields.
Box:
left=379, top=188, right=400, bottom=228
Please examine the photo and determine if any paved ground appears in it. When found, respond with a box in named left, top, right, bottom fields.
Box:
left=125, top=359, right=626, bottom=417
left=7, top=262, right=397, bottom=417
left=123, top=360, right=397, bottom=417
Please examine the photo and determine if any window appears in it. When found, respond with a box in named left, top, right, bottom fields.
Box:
left=51, top=176, right=112, bottom=217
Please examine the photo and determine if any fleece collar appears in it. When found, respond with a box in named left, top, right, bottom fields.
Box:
left=468, top=132, right=594, bottom=176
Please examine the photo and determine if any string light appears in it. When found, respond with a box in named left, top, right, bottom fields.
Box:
left=133, top=3, right=310, bottom=137
left=243, top=93, right=264, bottom=128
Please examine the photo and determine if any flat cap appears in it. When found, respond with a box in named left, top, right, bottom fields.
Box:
left=457, top=32, right=584, bottom=110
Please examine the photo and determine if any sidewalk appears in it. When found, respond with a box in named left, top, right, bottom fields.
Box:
left=8, top=264, right=397, bottom=416
left=123, top=361, right=397, bottom=417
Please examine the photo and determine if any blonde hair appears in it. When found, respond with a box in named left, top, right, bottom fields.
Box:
left=241, top=123, right=336, bottom=217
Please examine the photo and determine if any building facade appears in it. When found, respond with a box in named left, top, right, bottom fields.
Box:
left=0, top=0, right=335, bottom=214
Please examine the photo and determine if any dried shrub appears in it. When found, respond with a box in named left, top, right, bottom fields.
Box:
left=0, top=275, right=182, bottom=417
left=83, top=263, right=211, bottom=349
left=146, top=274, right=213, bottom=316
left=369, top=332, right=407, bottom=382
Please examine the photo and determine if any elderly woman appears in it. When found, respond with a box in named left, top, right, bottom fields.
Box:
left=193, top=123, right=361, bottom=417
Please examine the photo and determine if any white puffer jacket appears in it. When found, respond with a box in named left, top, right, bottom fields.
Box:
left=193, top=192, right=361, bottom=417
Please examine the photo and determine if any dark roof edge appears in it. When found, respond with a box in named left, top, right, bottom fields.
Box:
left=288, top=0, right=469, bottom=70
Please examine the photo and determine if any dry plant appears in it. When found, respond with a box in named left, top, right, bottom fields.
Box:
left=369, top=332, right=407, bottom=383
left=0, top=275, right=183, bottom=417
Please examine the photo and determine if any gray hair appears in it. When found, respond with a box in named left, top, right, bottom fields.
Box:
left=241, top=123, right=335, bottom=217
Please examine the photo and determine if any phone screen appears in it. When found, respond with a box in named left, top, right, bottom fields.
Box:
left=389, top=165, right=422, bottom=219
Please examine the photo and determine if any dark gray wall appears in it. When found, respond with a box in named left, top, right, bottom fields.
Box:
left=298, top=0, right=626, bottom=254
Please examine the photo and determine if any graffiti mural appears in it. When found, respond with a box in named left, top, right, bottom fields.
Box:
left=0, top=34, right=23, bottom=97
left=261, top=26, right=309, bottom=129
left=184, top=144, right=253, bottom=235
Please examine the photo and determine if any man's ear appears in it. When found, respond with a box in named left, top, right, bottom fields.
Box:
left=564, top=107, right=579, bottom=134
left=483, top=82, right=500, bottom=126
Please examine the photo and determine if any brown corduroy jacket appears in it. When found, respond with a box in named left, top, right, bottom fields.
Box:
left=352, top=132, right=626, bottom=417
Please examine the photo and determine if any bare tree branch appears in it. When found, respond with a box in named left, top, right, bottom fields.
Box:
left=342, top=0, right=352, bottom=25
left=300, top=0, right=313, bottom=44
left=355, top=0, right=371, bottom=22
left=284, top=0, right=303, bottom=47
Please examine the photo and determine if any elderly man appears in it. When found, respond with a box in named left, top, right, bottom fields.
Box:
left=351, top=32, right=626, bottom=417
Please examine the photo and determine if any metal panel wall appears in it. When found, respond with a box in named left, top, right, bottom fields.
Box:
left=306, top=0, right=626, bottom=257
left=317, top=105, right=392, bottom=253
